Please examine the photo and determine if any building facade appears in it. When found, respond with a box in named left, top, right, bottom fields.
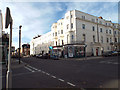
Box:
left=30, top=10, right=120, bottom=57
left=0, top=10, right=3, bottom=38
left=22, top=44, right=30, bottom=56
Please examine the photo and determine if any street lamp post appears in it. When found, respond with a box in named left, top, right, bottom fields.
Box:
left=84, top=45, right=87, bottom=60
left=6, top=21, right=13, bottom=88
left=19, top=25, right=22, bottom=64
left=5, top=7, right=13, bottom=89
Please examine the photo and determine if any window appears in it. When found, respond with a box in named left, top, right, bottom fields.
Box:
left=56, top=41, right=57, bottom=46
left=101, top=36, right=103, bottom=43
left=118, top=37, right=120, bottom=42
left=115, top=38, right=117, bottom=42
left=67, top=24, right=69, bottom=29
left=58, top=30, right=60, bottom=34
left=82, top=16, right=85, bottom=20
left=72, top=35, right=74, bottom=39
left=93, top=35, right=95, bottom=42
left=92, top=19, right=95, bottom=22
left=58, top=39, right=60, bottom=45
left=107, top=38, right=109, bottom=43
left=61, top=23, right=62, bottom=25
left=118, top=31, right=120, bottom=35
left=99, top=21, right=102, bottom=24
left=106, top=30, right=108, bottom=33
left=114, top=26, right=116, bottom=28
left=53, top=33, right=54, bottom=36
left=71, top=15, right=72, bottom=18
left=92, top=26, right=95, bottom=31
left=62, top=40, right=64, bottom=45
left=109, top=23, right=111, bottom=26
left=71, top=23, right=73, bottom=29
left=100, top=28, right=102, bottom=32
left=110, top=37, right=112, bottom=43
left=109, top=30, right=111, bottom=34
left=61, top=30, right=63, bottom=34
left=66, top=16, right=69, bottom=19
left=114, top=31, right=116, bottom=34
left=82, top=34, right=86, bottom=42
left=55, top=32, right=57, bottom=36
left=82, top=24, right=85, bottom=29
left=106, top=23, right=107, bottom=26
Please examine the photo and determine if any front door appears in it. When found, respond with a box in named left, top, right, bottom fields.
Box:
left=96, top=48, right=98, bottom=56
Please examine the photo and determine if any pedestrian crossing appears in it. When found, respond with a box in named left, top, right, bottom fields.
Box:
left=99, top=60, right=119, bottom=65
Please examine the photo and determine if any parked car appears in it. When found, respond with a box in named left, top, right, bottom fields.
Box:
left=36, top=53, right=50, bottom=59
left=117, top=51, right=120, bottom=55
left=111, top=51, right=118, bottom=56
left=102, top=51, right=119, bottom=57
left=50, top=54, right=59, bottom=60
left=102, top=51, right=113, bottom=57
left=42, top=53, right=49, bottom=59
left=36, top=54, right=42, bottom=58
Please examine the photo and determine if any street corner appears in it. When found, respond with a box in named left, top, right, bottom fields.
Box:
left=11, top=60, right=26, bottom=69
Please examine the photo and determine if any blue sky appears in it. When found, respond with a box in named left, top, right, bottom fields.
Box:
left=0, top=2, right=118, bottom=49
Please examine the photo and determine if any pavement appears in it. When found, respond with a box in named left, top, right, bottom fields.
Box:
left=2, top=59, right=26, bottom=70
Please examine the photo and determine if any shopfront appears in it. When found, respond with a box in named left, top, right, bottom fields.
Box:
left=63, top=44, right=86, bottom=58
left=49, top=46, right=63, bottom=58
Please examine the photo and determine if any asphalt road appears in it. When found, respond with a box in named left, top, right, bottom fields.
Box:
left=1, top=56, right=119, bottom=89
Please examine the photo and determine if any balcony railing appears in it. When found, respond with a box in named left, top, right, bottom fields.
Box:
left=71, top=41, right=85, bottom=45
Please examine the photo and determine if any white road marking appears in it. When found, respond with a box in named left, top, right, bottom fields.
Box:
left=27, top=65, right=38, bottom=71
left=27, top=65, right=33, bottom=68
left=107, top=62, right=113, bottom=64
left=42, top=71, right=45, bottom=74
left=67, top=82, right=76, bottom=87
left=99, top=61, right=119, bottom=65
left=113, top=62, right=119, bottom=64
left=23, top=64, right=76, bottom=87
left=24, top=66, right=35, bottom=72
left=51, top=75, right=56, bottom=79
left=99, top=61, right=106, bottom=63
left=32, top=67, right=38, bottom=71
left=38, top=70, right=41, bottom=72
left=46, top=73, right=50, bottom=76
left=58, top=78, right=64, bottom=82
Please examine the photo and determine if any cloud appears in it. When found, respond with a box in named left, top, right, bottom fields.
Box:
left=0, top=2, right=118, bottom=49
left=0, top=2, right=65, bottom=48
left=65, top=2, right=118, bottom=23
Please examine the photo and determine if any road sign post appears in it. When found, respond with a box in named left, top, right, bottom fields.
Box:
left=5, top=7, right=13, bottom=89
left=19, top=25, right=22, bottom=64
left=85, top=45, right=87, bottom=60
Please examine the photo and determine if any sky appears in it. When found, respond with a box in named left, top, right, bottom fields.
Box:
left=0, top=1, right=119, bottom=49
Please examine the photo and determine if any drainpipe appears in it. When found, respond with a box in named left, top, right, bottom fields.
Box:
left=96, top=18, right=99, bottom=43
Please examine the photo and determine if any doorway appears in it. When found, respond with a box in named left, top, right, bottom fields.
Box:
left=96, top=48, right=98, bottom=56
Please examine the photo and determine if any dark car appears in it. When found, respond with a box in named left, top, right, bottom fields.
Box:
left=36, top=54, right=42, bottom=58
left=117, top=51, right=120, bottom=55
left=111, top=51, right=118, bottom=56
left=37, top=53, right=50, bottom=59
left=50, top=54, right=59, bottom=60
left=102, top=51, right=113, bottom=57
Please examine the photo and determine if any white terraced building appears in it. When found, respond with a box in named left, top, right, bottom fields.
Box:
left=30, top=10, right=120, bottom=57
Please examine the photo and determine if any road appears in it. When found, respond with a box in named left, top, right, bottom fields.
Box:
left=1, top=56, right=119, bottom=89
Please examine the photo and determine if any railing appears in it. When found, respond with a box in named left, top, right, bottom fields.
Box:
left=70, top=41, right=85, bottom=44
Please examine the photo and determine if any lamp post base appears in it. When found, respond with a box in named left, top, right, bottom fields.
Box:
left=6, top=70, right=12, bottom=89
